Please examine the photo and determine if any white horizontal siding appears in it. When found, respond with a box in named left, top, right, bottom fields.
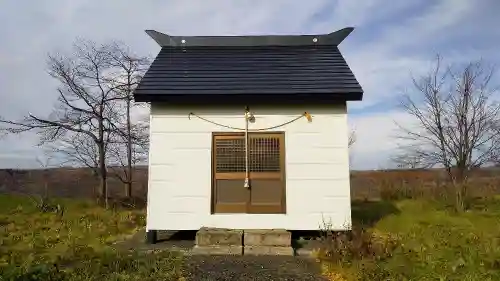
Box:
left=146, top=103, right=352, bottom=230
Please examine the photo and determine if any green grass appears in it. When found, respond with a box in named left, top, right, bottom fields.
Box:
left=324, top=198, right=500, bottom=280
left=5, top=193, right=500, bottom=280
left=0, top=194, right=183, bottom=280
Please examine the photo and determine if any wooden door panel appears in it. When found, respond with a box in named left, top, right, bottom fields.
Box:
left=214, top=136, right=246, bottom=173
left=213, top=136, right=247, bottom=213
left=213, top=179, right=248, bottom=213
left=212, top=132, right=286, bottom=214
left=248, top=135, right=282, bottom=173
left=247, top=134, right=285, bottom=214
left=248, top=179, right=284, bottom=213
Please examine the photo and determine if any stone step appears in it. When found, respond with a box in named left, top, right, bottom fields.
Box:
left=244, top=229, right=291, bottom=247
left=193, top=228, right=294, bottom=256
left=244, top=245, right=294, bottom=256
left=195, top=227, right=243, bottom=246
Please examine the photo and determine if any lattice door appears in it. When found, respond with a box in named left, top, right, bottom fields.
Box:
left=212, top=132, right=285, bottom=214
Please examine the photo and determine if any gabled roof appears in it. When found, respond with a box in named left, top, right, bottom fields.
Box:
left=134, top=28, right=363, bottom=104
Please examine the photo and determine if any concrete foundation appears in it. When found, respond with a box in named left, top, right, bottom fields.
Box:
left=243, top=229, right=291, bottom=247
left=193, top=228, right=294, bottom=256
left=244, top=246, right=294, bottom=256
left=243, top=229, right=293, bottom=256
left=195, top=228, right=243, bottom=246
left=193, top=228, right=243, bottom=255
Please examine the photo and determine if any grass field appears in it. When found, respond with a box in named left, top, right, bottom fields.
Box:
left=0, top=194, right=183, bottom=280
left=2, top=167, right=500, bottom=280
left=322, top=197, right=500, bottom=280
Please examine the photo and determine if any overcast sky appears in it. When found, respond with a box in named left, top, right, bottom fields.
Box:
left=0, top=0, right=499, bottom=170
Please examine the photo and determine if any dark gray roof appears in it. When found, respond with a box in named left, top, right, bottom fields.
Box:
left=134, top=28, right=363, bottom=103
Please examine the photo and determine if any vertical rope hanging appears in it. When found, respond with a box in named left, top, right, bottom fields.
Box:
left=244, top=107, right=250, bottom=189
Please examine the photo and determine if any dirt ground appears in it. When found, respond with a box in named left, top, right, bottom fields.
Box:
left=183, top=255, right=326, bottom=281
left=113, top=229, right=326, bottom=280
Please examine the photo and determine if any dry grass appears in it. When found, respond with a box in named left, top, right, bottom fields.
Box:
left=0, top=194, right=146, bottom=265
left=2, top=166, right=500, bottom=280
left=0, top=194, right=184, bottom=280
left=350, top=168, right=500, bottom=201
left=317, top=168, right=500, bottom=280
left=319, top=198, right=500, bottom=280
left=0, top=167, right=149, bottom=199
left=3, top=166, right=500, bottom=203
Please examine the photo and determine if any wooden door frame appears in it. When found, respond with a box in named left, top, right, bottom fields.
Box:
left=211, top=131, right=287, bottom=214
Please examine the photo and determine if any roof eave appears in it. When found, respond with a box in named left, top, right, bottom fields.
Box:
left=133, top=91, right=363, bottom=104
left=145, top=27, right=355, bottom=47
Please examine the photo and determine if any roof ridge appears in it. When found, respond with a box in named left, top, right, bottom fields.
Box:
left=145, top=28, right=354, bottom=48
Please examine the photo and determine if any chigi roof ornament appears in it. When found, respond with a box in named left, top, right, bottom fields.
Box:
left=144, top=27, right=355, bottom=47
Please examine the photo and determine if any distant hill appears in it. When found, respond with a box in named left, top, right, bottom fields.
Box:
left=1, top=166, right=499, bottom=201
left=0, top=166, right=148, bottom=199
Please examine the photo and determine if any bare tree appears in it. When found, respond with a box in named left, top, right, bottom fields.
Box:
left=106, top=43, right=150, bottom=198
left=347, top=129, right=357, bottom=169
left=395, top=55, right=500, bottom=211
left=31, top=154, right=63, bottom=213
left=391, top=154, right=425, bottom=169
left=348, top=130, right=356, bottom=148
left=35, top=154, right=53, bottom=199
left=0, top=40, right=123, bottom=208
left=48, top=133, right=100, bottom=175
left=107, top=119, right=149, bottom=197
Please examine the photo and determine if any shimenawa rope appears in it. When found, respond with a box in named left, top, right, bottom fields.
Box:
left=188, top=110, right=312, bottom=189
left=187, top=112, right=312, bottom=131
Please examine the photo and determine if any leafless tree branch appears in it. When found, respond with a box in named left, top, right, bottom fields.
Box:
left=0, top=39, right=148, bottom=207
left=394, top=55, right=500, bottom=211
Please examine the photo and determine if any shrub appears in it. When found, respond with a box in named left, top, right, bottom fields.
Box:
left=316, top=224, right=399, bottom=264
left=378, top=179, right=457, bottom=206
left=28, top=195, right=63, bottom=215
left=351, top=169, right=500, bottom=203
left=316, top=225, right=401, bottom=281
